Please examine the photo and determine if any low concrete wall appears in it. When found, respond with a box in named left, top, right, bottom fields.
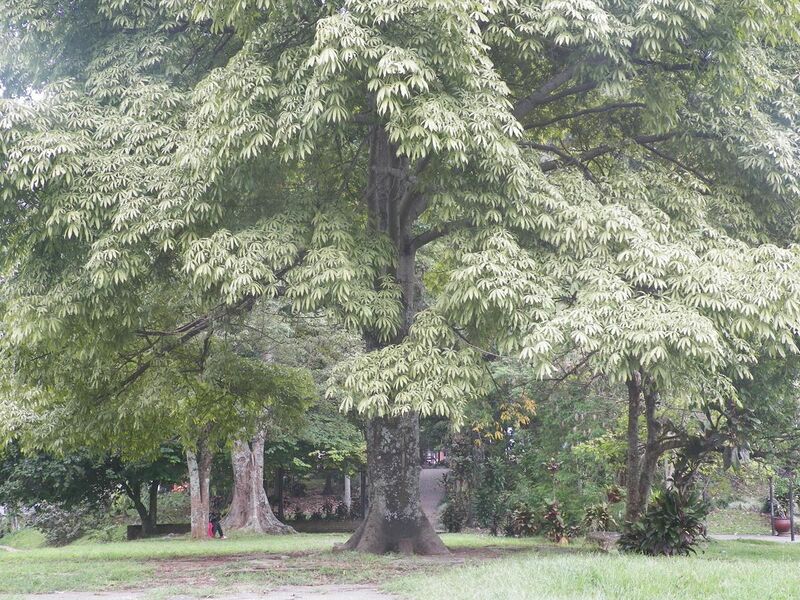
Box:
left=127, top=523, right=191, bottom=540
left=286, top=519, right=362, bottom=533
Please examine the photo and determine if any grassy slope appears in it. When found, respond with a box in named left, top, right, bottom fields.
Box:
left=386, top=540, right=800, bottom=600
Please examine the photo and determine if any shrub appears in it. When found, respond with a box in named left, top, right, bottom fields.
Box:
left=583, top=502, right=616, bottom=532
left=619, top=488, right=710, bottom=556
left=334, top=501, right=350, bottom=520
left=540, top=500, right=578, bottom=543
left=509, top=502, right=537, bottom=537
left=31, top=501, right=97, bottom=546
left=441, top=498, right=468, bottom=533
left=605, top=484, right=625, bottom=504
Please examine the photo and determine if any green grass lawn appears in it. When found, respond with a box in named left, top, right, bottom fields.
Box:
left=706, top=508, right=770, bottom=535
left=386, top=539, right=800, bottom=600
left=2, top=531, right=800, bottom=599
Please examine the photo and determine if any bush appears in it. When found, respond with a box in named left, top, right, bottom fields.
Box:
left=583, top=502, right=616, bottom=532
left=441, top=499, right=468, bottom=533
left=540, top=500, right=578, bottom=543
left=509, top=502, right=537, bottom=537
left=31, top=501, right=98, bottom=546
left=619, top=488, right=710, bottom=556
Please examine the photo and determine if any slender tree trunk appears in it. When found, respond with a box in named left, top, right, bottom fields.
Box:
left=187, top=441, right=212, bottom=540
left=276, top=467, right=285, bottom=521
left=323, top=472, right=334, bottom=496
left=222, top=432, right=294, bottom=534
left=148, top=480, right=159, bottom=529
left=624, top=373, right=642, bottom=523
left=341, top=413, right=447, bottom=554
left=126, top=481, right=156, bottom=536
left=343, top=474, right=352, bottom=512
left=625, top=372, right=664, bottom=523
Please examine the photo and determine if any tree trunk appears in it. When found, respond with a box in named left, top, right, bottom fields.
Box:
left=222, top=432, right=294, bottom=534
left=340, top=126, right=445, bottom=554
left=187, top=441, right=212, bottom=540
left=276, top=467, right=285, bottom=521
left=343, top=474, right=352, bottom=512
left=624, top=373, right=643, bottom=523
left=125, top=481, right=156, bottom=536
left=340, top=413, right=447, bottom=555
left=323, top=472, right=334, bottom=496
left=148, top=480, right=159, bottom=529
left=625, top=372, right=664, bottom=523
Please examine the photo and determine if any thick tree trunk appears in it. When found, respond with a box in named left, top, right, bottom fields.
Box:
left=341, top=413, right=447, bottom=555
left=125, top=481, right=156, bottom=536
left=222, top=432, right=294, bottom=534
left=187, top=442, right=212, bottom=540
left=340, top=126, right=445, bottom=554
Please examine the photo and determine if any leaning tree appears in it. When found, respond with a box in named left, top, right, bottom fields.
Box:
left=3, top=0, right=800, bottom=553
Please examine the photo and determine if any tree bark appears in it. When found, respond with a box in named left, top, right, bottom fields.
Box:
left=343, top=474, right=352, bottom=512
left=148, top=480, right=159, bottom=529
left=187, top=441, right=212, bottom=540
left=624, top=373, right=643, bottom=523
left=625, top=372, right=664, bottom=523
left=339, top=125, right=446, bottom=554
left=340, top=413, right=447, bottom=554
left=222, top=431, right=294, bottom=534
left=124, top=480, right=156, bottom=536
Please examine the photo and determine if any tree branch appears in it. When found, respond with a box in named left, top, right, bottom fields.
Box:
left=525, top=102, right=646, bottom=130
left=409, top=218, right=471, bottom=251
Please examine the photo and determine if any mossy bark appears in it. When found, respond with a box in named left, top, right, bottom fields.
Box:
left=341, top=413, right=447, bottom=555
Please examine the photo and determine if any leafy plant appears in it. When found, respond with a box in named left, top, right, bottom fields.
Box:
left=619, top=489, right=710, bottom=556
left=605, top=485, right=625, bottom=504
left=509, top=502, right=538, bottom=537
left=583, top=503, right=616, bottom=533
left=540, top=500, right=577, bottom=543
left=441, top=499, right=468, bottom=533
left=31, top=501, right=98, bottom=546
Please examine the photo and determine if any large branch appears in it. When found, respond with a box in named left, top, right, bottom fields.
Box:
left=409, top=218, right=471, bottom=251
left=513, top=62, right=599, bottom=120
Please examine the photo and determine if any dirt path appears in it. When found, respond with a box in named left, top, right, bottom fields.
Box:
left=25, top=585, right=397, bottom=599
left=419, top=467, right=448, bottom=530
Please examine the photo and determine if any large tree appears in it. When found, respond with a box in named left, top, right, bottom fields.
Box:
left=3, top=0, right=800, bottom=553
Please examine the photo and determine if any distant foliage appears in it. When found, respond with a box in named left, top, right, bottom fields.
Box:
left=620, top=489, right=710, bottom=556
left=30, top=502, right=97, bottom=546
left=509, top=502, right=538, bottom=537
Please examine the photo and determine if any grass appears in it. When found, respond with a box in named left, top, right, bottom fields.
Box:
left=0, top=528, right=45, bottom=549
left=386, top=539, right=800, bottom=600
left=2, top=531, right=800, bottom=599
left=706, top=508, right=770, bottom=535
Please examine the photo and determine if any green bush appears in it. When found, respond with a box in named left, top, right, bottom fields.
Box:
left=441, top=499, right=468, bottom=533
left=582, top=502, right=616, bottom=532
left=509, top=502, right=537, bottom=537
left=619, top=488, right=710, bottom=556
left=31, top=501, right=98, bottom=546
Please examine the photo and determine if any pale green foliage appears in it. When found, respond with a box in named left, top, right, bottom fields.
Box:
left=329, top=312, right=487, bottom=426
left=2, top=0, right=800, bottom=436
